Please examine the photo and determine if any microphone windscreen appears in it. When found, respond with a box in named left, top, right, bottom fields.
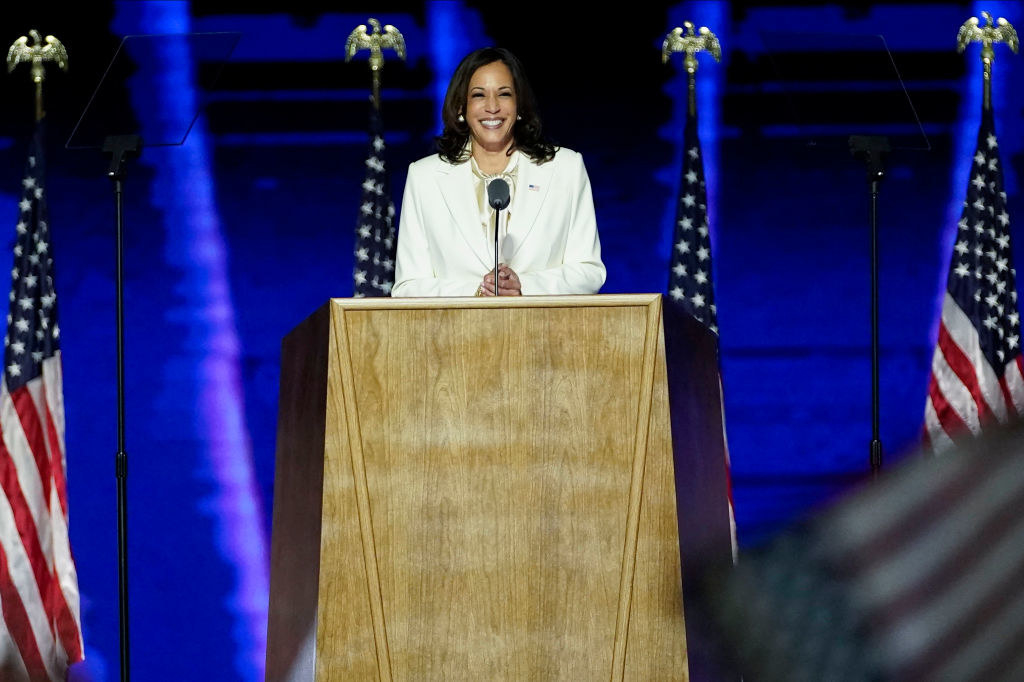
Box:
left=487, top=178, right=511, bottom=210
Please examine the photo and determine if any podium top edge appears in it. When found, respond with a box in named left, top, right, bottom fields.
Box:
left=329, top=294, right=662, bottom=310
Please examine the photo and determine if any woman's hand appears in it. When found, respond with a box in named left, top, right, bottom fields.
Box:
left=480, top=264, right=522, bottom=296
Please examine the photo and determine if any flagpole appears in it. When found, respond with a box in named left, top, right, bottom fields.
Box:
left=925, top=13, right=1023, bottom=452
left=662, top=22, right=741, bottom=682
left=5, top=29, right=86, bottom=679
left=661, top=23, right=723, bottom=329
left=347, top=18, right=405, bottom=298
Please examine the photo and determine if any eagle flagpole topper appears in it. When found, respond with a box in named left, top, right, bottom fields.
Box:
left=7, top=29, right=68, bottom=122
left=345, top=17, right=406, bottom=110
left=957, top=10, right=1019, bottom=110
left=662, top=21, right=721, bottom=115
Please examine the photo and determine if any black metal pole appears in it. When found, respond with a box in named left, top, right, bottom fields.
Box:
left=849, top=135, right=888, bottom=478
left=113, top=173, right=129, bottom=682
left=103, top=133, right=140, bottom=682
left=870, top=177, right=883, bottom=477
left=494, top=209, right=500, bottom=296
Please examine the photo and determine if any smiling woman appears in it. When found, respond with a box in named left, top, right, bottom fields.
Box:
left=392, top=47, right=606, bottom=297
left=465, top=61, right=518, bottom=169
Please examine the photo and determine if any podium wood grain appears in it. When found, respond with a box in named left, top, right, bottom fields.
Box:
left=268, top=296, right=688, bottom=681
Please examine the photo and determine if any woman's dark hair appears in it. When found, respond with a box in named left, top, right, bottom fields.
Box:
left=436, top=47, right=556, bottom=165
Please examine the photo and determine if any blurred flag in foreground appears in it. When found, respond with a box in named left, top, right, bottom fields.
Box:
left=699, top=420, right=1024, bottom=681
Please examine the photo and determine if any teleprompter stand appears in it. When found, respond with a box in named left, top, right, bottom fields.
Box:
left=760, top=31, right=929, bottom=476
left=66, top=32, right=238, bottom=681
left=849, top=134, right=890, bottom=477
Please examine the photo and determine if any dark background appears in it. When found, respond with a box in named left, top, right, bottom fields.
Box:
left=1, top=1, right=1020, bottom=679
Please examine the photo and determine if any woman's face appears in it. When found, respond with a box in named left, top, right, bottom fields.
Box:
left=464, top=60, right=517, bottom=154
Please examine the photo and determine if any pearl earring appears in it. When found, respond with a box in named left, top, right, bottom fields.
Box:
left=458, top=114, right=465, bottom=122
left=517, top=115, right=522, bottom=120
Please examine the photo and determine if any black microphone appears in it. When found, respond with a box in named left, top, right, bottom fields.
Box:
left=487, top=178, right=510, bottom=295
left=487, top=177, right=510, bottom=210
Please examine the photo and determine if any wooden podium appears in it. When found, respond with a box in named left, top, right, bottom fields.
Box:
left=267, top=295, right=693, bottom=681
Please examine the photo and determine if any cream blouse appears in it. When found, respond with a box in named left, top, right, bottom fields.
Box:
left=470, top=150, right=519, bottom=244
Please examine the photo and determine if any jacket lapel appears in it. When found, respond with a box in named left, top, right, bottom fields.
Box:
left=435, top=160, right=492, bottom=271
left=507, top=156, right=554, bottom=261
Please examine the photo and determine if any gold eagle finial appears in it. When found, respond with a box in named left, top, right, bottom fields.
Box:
left=957, top=11, right=1018, bottom=110
left=345, top=18, right=406, bottom=109
left=7, top=29, right=68, bottom=121
left=957, top=11, right=1019, bottom=57
left=7, top=29, right=68, bottom=79
left=662, top=21, right=721, bottom=74
left=345, top=18, right=406, bottom=72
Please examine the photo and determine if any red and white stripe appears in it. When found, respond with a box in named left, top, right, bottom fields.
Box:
left=0, top=353, right=83, bottom=680
left=824, top=433, right=1024, bottom=679
left=925, top=293, right=1024, bottom=451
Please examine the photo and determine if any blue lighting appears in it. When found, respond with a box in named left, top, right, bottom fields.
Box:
left=111, top=2, right=268, bottom=679
left=426, top=2, right=490, bottom=136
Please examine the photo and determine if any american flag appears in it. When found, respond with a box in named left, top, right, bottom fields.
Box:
left=0, top=125, right=83, bottom=679
left=924, top=107, right=1024, bottom=451
left=668, top=103, right=717, bottom=333
left=667, top=98, right=737, bottom=559
left=353, top=105, right=396, bottom=297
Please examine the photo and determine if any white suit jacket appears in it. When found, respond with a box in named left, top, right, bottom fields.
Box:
left=392, top=147, right=606, bottom=296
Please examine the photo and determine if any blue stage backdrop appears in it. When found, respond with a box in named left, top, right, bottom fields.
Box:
left=0, top=1, right=1020, bottom=680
